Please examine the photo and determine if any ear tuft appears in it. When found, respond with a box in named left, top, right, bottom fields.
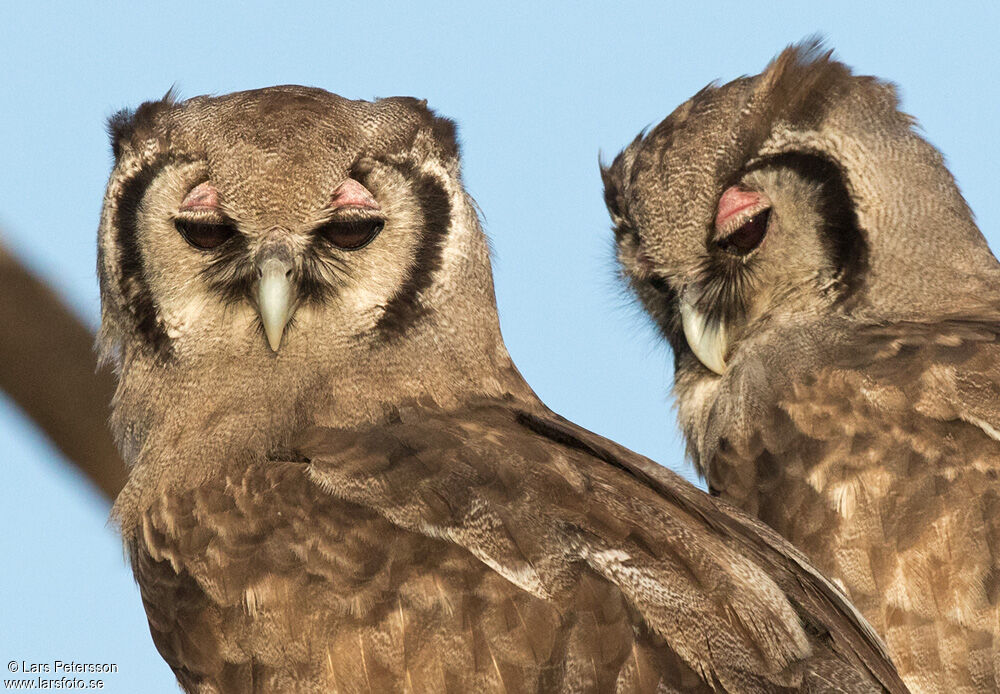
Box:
left=601, top=132, right=644, bottom=231
left=428, top=114, right=459, bottom=160
left=106, top=87, right=179, bottom=161
left=376, top=96, right=461, bottom=163
left=600, top=156, right=627, bottom=224
left=754, top=37, right=852, bottom=130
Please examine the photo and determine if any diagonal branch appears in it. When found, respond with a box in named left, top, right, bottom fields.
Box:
left=0, top=241, right=124, bottom=501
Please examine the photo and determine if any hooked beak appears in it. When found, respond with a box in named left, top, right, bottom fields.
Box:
left=256, top=257, right=294, bottom=352
left=679, top=291, right=727, bottom=375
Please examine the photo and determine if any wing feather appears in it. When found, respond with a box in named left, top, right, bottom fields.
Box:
left=129, top=398, right=904, bottom=692
left=302, top=401, right=904, bottom=692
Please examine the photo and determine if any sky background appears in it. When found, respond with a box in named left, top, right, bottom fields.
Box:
left=2, top=2, right=999, bottom=691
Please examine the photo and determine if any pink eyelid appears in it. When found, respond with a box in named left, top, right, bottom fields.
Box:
left=179, top=181, right=220, bottom=211
left=715, top=186, right=765, bottom=230
left=330, top=179, right=380, bottom=211
left=179, top=179, right=380, bottom=214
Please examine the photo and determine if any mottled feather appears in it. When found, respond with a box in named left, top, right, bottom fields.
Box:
left=604, top=41, right=1000, bottom=691
left=98, top=85, right=905, bottom=693
left=132, top=400, right=904, bottom=692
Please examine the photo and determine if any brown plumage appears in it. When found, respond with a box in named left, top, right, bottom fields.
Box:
left=603, top=42, right=1000, bottom=691
left=99, top=86, right=904, bottom=692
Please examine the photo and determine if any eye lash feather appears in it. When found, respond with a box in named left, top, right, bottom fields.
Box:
left=692, top=255, right=760, bottom=324
left=299, top=246, right=353, bottom=304
left=199, top=233, right=255, bottom=305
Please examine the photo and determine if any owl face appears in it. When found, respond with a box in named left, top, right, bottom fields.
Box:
left=613, top=149, right=861, bottom=376
left=602, top=46, right=899, bottom=388
left=98, top=86, right=528, bottom=497
left=98, top=87, right=465, bottom=370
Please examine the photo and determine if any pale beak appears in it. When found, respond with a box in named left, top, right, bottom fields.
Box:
left=679, top=292, right=727, bottom=375
left=256, top=257, right=294, bottom=352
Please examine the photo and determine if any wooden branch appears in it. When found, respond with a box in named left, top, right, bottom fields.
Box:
left=0, top=242, right=124, bottom=500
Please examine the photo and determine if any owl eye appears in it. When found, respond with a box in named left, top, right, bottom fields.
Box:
left=717, top=208, right=770, bottom=256
left=318, top=218, right=384, bottom=250
left=175, top=218, right=238, bottom=250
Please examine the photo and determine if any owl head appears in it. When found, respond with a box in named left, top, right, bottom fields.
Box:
left=97, top=87, right=522, bottom=477
left=602, top=42, right=1000, bottom=468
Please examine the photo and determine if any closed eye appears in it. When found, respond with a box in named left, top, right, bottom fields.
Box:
left=175, top=218, right=238, bottom=250
left=316, top=217, right=384, bottom=250
left=716, top=208, right=770, bottom=256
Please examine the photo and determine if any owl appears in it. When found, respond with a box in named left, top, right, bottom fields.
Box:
left=603, top=42, right=1000, bottom=691
left=97, top=86, right=904, bottom=692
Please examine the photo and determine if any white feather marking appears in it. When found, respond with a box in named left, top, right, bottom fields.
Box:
left=244, top=586, right=260, bottom=617
left=591, top=548, right=632, bottom=563
left=830, top=479, right=859, bottom=517
left=162, top=293, right=210, bottom=339
left=415, top=501, right=551, bottom=599
left=961, top=414, right=1000, bottom=443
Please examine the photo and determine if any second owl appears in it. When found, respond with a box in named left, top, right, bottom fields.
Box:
left=603, top=43, right=1000, bottom=691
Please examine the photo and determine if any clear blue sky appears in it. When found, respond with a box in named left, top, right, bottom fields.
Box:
left=2, top=2, right=998, bottom=691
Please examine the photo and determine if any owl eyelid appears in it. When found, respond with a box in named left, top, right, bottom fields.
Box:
left=713, top=201, right=771, bottom=238
left=322, top=205, right=385, bottom=220
left=173, top=207, right=236, bottom=225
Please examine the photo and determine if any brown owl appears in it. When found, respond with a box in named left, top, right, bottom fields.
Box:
left=603, top=42, right=1000, bottom=691
left=98, top=86, right=904, bottom=691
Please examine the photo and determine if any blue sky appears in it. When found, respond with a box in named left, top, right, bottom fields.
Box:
left=2, top=2, right=999, bottom=691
